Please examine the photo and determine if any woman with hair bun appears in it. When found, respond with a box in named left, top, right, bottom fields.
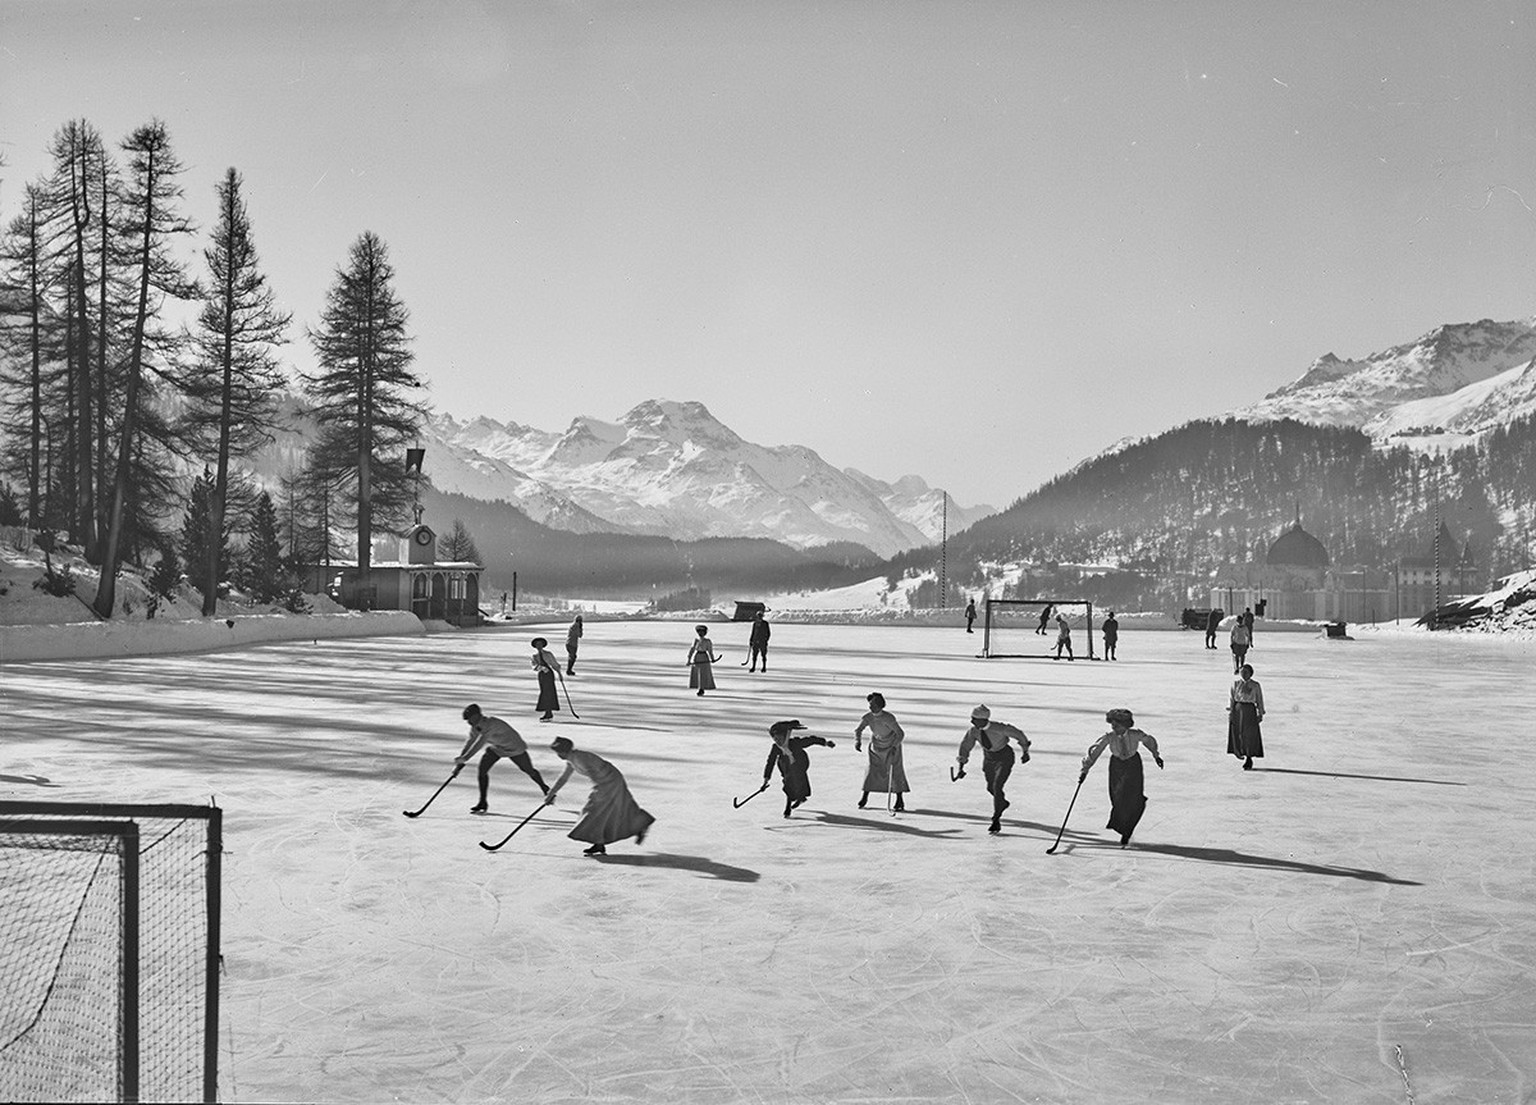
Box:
left=530, top=637, right=561, bottom=721
left=1079, top=708, right=1163, bottom=847
left=853, top=692, right=909, bottom=812
left=686, top=623, right=718, bottom=696
left=544, top=738, right=653, bottom=857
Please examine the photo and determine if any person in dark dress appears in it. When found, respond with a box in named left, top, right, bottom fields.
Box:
left=530, top=637, right=561, bottom=721
left=1227, top=663, right=1266, bottom=770
left=1080, top=708, right=1163, bottom=847
left=761, top=719, right=834, bottom=818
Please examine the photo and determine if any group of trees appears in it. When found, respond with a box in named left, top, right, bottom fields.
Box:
left=0, top=117, right=428, bottom=617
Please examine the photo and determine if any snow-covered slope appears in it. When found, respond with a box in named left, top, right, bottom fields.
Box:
left=423, top=401, right=995, bottom=557
left=1233, top=317, right=1536, bottom=442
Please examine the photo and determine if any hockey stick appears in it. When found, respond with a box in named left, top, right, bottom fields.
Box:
left=554, top=668, right=580, bottom=719
left=402, top=764, right=463, bottom=818
left=478, top=801, right=547, bottom=852
left=733, top=782, right=771, bottom=809
left=950, top=766, right=966, bottom=782
left=1045, top=775, right=1087, bottom=854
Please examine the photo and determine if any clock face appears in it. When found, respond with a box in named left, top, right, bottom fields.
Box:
left=414, top=529, right=433, bottom=547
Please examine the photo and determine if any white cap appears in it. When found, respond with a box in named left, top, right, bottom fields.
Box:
left=971, top=704, right=990, bottom=722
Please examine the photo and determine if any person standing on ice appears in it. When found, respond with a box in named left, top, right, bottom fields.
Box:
left=564, top=614, right=583, bottom=675
left=543, top=737, right=654, bottom=856
left=1053, top=612, right=1075, bottom=660
left=956, top=705, right=1030, bottom=834
left=1227, top=663, right=1266, bottom=771
left=1102, top=610, right=1120, bottom=661
left=1204, top=608, right=1222, bottom=649
left=762, top=720, right=835, bottom=818
left=686, top=623, right=718, bottom=696
left=1079, top=708, right=1163, bottom=847
left=530, top=637, right=561, bottom=721
left=455, top=704, right=549, bottom=814
left=1036, top=604, right=1054, bottom=635
left=853, top=692, right=909, bottom=811
left=747, top=609, right=771, bottom=672
left=964, top=598, right=977, bottom=633
left=1229, top=617, right=1251, bottom=673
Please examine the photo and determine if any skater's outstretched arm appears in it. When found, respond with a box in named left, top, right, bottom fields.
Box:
left=544, top=763, right=576, bottom=803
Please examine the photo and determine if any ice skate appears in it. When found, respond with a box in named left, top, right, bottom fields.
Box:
left=583, top=843, right=606, bottom=856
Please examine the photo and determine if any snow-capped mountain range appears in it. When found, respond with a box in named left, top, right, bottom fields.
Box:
left=418, top=400, right=996, bottom=558
left=1232, top=317, right=1536, bottom=448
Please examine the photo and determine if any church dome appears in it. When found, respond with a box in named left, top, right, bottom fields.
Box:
left=1266, top=518, right=1329, bottom=569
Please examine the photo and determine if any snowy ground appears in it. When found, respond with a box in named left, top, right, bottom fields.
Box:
left=3, top=621, right=1534, bottom=1104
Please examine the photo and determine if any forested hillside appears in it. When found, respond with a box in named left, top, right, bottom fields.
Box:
left=889, top=416, right=1536, bottom=606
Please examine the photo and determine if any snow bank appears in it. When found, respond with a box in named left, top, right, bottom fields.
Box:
left=0, top=609, right=424, bottom=662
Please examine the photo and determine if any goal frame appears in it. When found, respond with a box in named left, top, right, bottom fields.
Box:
left=981, top=598, right=1096, bottom=660
left=0, top=801, right=222, bottom=1104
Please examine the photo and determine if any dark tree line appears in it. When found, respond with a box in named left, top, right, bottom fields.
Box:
left=0, top=118, right=426, bottom=616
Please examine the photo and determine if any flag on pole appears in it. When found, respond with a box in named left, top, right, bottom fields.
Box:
left=406, top=447, right=426, bottom=474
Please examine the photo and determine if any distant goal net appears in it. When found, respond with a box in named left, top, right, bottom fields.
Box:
left=982, top=598, right=1096, bottom=659
left=0, top=802, right=222, bottom=1104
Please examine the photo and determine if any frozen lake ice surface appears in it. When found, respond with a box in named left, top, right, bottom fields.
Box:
left=3, top=621, right=1533, bottom=1104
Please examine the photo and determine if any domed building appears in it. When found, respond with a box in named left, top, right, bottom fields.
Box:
left=1266, top=512, right=1329, bottom=576
left=1212, top=508, right=1391, bottom=624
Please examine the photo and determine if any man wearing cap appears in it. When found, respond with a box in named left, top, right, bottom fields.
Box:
left=761, top=719, right=835, bottom=818
left=454, top=703, right=550, bottom=814
left=956, top=705, right=1031, bottom=834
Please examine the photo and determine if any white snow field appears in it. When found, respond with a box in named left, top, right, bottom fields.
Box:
left=2, top=621, right=1533, bottom=1104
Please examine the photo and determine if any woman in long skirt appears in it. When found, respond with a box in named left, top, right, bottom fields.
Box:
left=530, top=637, right=561, bottom=721
left=686, top=623, right=717, bottom=696
left=1080, top=708, right=1163, bottom=847
left=762, top=720, right=834, bottom=818
left=544, top=737, right=654, bottom=856
left=853, top=692, right=909, bottom=811
left=1227, top=663, right=1265, bottom=770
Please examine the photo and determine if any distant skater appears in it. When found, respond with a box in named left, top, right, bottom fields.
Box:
left=1204, top=609, right=1221, bottom=649
left=1053, top=613, right=1075, bottom=660
left=1102, top=610, right=1120, bottom=661
left=687, top=624, right=718, bottom=695
left=543, top=737, right=654, bottom=856
left=455, top=704, right=549, bottom=813
left=964, top=599, right=977, bottom=634
left=1227, top=663, right=1266, bottom=770
left=1229, top=618, right=1251, bottom=673
left=956, top=704, right=1031, bottom=834
left=1036, top=604, right=1055, bottom=635
left=748, top=610, right=771, bottom=672
left=530, top=637, right=561, bottom=721
left=762, top=720, right=834, bottom=818
left=1079, top=708, right=1163, bottom=847
left=565, top=614, right=583, bottom=675
left=853, top=692, right=909, bottom=811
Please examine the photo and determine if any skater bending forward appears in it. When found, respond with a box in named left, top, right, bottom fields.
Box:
left=544, top=737, right=655, bottom=856
left=1080, top=708, right=1163, bottom=847
left=456, top=704, right=550, bottom=814
left=853, top=692, right=909, bottom=812
left=956, top=704, right=1030, bottom=834
left=763, top=720, right=834, bottom=818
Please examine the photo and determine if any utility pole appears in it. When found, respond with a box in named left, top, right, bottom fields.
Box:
left=939, top=489, right=948, bottom=609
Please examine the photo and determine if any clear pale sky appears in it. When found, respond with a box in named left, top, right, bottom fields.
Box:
left=3, top=1, right=1533, bottom=507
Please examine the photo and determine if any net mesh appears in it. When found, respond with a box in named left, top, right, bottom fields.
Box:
left=984, top=599, right=1094, bottom=658
left=0, top=811, right=214, bottom=1104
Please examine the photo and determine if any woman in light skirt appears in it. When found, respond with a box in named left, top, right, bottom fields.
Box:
left=544, top=737, right=654, bottom=856
left=853, top=692, right=909, bottom=811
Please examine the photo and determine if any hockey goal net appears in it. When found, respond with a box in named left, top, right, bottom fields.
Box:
left=981, top=598, right=1096, bottom=659
left=0, top=802, right=222, bottom=1104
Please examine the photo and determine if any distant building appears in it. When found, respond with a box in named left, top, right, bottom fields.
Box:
left=330, top=520, right=483, bottom=626
left=1395, top=521, right=1481, bottom=619
left=1212, top=509, right=1392, bottom=623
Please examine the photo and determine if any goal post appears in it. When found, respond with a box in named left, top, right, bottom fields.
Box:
left=982, top=598, right=1096, bottom=659
left=0, top=802, right=222, bottom=1104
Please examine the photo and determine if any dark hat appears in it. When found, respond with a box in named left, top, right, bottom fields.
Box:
left=462, top=703, right=482, bottom=720
left=550, top=737, right=574, bottom=754
left=1105, top=708, right=1135, bottom=727
left=770, top=719, right=807, bottom=734
left=531, top=637, right=548, bottom=648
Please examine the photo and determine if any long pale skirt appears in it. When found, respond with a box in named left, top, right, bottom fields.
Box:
left=861, top=741, right=909, bottom=793
left=569, top=763, right=655, bottom=846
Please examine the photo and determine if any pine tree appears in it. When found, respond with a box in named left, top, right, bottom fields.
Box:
left=243, top=491, right=286, bottom=603
left=439, top=518, right=481, bottom=563
left=180, top=469, right=223, bottom=600
left=184, top=168, right=290, bottom=615
left=93, top=120, right=198, bottom=618
left=303, top=232, right=425, bottom=609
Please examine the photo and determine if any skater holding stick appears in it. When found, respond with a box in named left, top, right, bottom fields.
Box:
left=543, top=737, right=655, bottom=857
left=762, top=720, right=834, bottom=818
left=956, top=704, right=1031, bottom=834
left=853, top=692, right=908, bottom=812
left=747, top=610, right=771, bottom=672
left=564, top=615, right=583, bottom=675
left=1079, top=708, right=1163, bottom=848
left=455, top=704, right=550, bottom=814
left=686, top=623, right=719, bottom=696
left=530, top=637, right=561, bottom=721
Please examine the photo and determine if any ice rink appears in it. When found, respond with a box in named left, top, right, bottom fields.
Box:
left=3, top=620, right=1533, bottom=1103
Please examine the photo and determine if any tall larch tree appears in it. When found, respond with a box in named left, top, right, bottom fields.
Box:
left=303, top=232, right=425, bottom=609
left=93, top=120, right=197, bottom=619
left=185, top=167, right=290, bottom=615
